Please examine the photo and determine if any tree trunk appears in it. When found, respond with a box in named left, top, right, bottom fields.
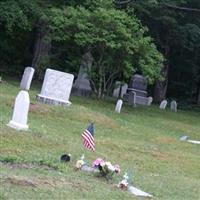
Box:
left=32, top=20, right=51, bottom=79
left=154, top=46, right=170, bottom=103
left=154, top=63, right=169, bottom=103
left=197, top=84, right=200, bottom=105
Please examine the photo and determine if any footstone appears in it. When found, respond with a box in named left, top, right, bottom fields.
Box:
left=147, top=97, right=153, bottom=106
left=159, top=100, right=167, bottom=109
left=7, top=91, right=30, bottom=130
left=37, top=69, right=74, bottom=106
left=170, top=100, right=177, bottom=112
left=115, top=99, right=123, bottom=113
left=128, top=186, right=153, bottom=198
left=81, top=165, right=98, bottom=172
left=20, top=67, right=35, bottom=91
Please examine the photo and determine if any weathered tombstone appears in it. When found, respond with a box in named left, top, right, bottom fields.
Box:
left=72, top=51, right=92, bottom=97
left=123, top=74, right=149, bottom=105
left=115, top=99, right=123, bottom=113
left=129, top=74, right=147, bottom=92
left=128, top=91, right=136, bottom=106
left=159, top=100, right=168, bottom=109
left=113, top=82, right=128, bottom=98
left=147, top=97, right=153, bottom=106
left=7, top=91, right=30, bottom=130
left=37, top=69, right=74, bottom=106
left=20, top=67, right=35, bottom=90
left=170, top=100, right=177, bottom=112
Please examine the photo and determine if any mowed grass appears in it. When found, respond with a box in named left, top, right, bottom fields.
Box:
left=0, top=78, right=200, bottom=200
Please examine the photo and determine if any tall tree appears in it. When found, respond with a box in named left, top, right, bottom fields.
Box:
left=49, top=4, right=163, bottom=98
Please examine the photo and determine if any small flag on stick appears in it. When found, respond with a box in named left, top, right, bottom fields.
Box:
left=82, top=123, right=95, bottom=151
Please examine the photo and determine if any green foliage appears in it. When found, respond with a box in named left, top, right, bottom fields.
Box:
left=0, top=0, right=39, bottom=33
left=49, top=4, right=163, bottom=97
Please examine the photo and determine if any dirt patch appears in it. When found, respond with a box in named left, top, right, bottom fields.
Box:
left=78, top=111, right=120, bottom=130
left=29, top=103, right=49, bottom=113
left=2, top=175, right=88, bottom=191
left=154, top=136, right=176, bottom=144
left=151, top=151, right=169, bottom=161
left=0, top=161, right=57, bottom=171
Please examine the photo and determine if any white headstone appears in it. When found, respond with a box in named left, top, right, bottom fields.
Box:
left=37, top=69, right=74, bottom=106
left=170, top=100, right=177, bottom=112
left=147, top=96, right=153, bottom=106
left=115, top=99, right=123, bottom=113
left=159, top=100, right=167, bottom=109
left=20, top=67, right=35, bottom=91
left=7, top=91, right=30, bottom=130
left=113, top=83, right=128, bottom=98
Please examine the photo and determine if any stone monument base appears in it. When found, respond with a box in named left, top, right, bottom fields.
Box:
left=7, top=120, right=28, bottom=131
left=37, top=94, right=71, bottom=106
left=72, top=78, right=92, bottom=97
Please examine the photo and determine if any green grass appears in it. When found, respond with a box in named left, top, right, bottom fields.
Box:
left=0, top=77, right=200, bottom=200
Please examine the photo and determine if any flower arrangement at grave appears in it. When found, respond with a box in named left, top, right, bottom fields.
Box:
left=75, top=154, right=85, bottom=169
left=118, top=172, right=130, bottom=190
left=92, top=158, right=120, bottom=179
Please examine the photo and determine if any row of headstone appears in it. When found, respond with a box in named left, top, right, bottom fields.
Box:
left=159, top=100, right=177, bottom=112
left=8, top=67, right=75, bottom=131
left=115, top=99, right=177, bottom=114
left=7, top=67, right=35, bottom=130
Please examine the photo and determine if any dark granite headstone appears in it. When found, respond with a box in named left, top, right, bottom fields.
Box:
left=129, top=74, right=147, bottom=91
left=123, top=74, right=150, bottom=106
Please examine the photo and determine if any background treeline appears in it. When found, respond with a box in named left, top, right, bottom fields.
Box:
left=0, top=0, right=199, bottom=105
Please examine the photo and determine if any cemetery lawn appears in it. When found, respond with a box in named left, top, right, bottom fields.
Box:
left=0, top=78, right=200, bottom=200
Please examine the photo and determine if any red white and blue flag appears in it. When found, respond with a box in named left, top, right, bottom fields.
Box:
left=82, top=123, right=95, bottom=151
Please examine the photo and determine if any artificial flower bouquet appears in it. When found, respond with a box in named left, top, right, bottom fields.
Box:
left=93, top=158, right=120, bottom=179
left=75, top=155, right=85, bottom=169
left=118, top=172, right=129, bottom=190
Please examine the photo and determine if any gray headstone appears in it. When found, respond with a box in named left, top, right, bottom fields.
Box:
left=115, top=99, right=123, bottom=113
left=20, top=67, right=35, bottom=91
left=7, top=91, right=30, bottom=130
left=129, top=74, right=147, bottom=91
left=159, top=100, right=168, bottom=109
left=128, top=91, right=136, bottom=106
left=72, top=51, right=93, bottom=97
left=147, top=97, right=153, bottom=106
left=170, top=100, right=177, bottom=112
left=37, top=69, right=74, bottom=106
left=113, top=83, right=128, bottom=98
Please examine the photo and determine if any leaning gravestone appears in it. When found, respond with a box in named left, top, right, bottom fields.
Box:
left=115, top=99, right=123, bottom=113
left=37, top=69, right=74, bottom=106
left=7, top=91, right=30, bottom=130
left=159, top=100, right=168, bottom=109
left=170, top=100, right=177, bottom=112
left=20, top=67, right=35, bottom=90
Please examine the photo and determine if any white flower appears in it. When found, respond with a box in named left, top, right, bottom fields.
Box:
left=106, top=162, right=115, bottom=172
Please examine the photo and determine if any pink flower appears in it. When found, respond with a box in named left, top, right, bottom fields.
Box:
left=114, top=164, right=120, bottom=174
left=92, top=158, right=105, bottom=167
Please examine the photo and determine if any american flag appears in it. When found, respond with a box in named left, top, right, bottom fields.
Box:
left=82, top=123, right=95, bottom=151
